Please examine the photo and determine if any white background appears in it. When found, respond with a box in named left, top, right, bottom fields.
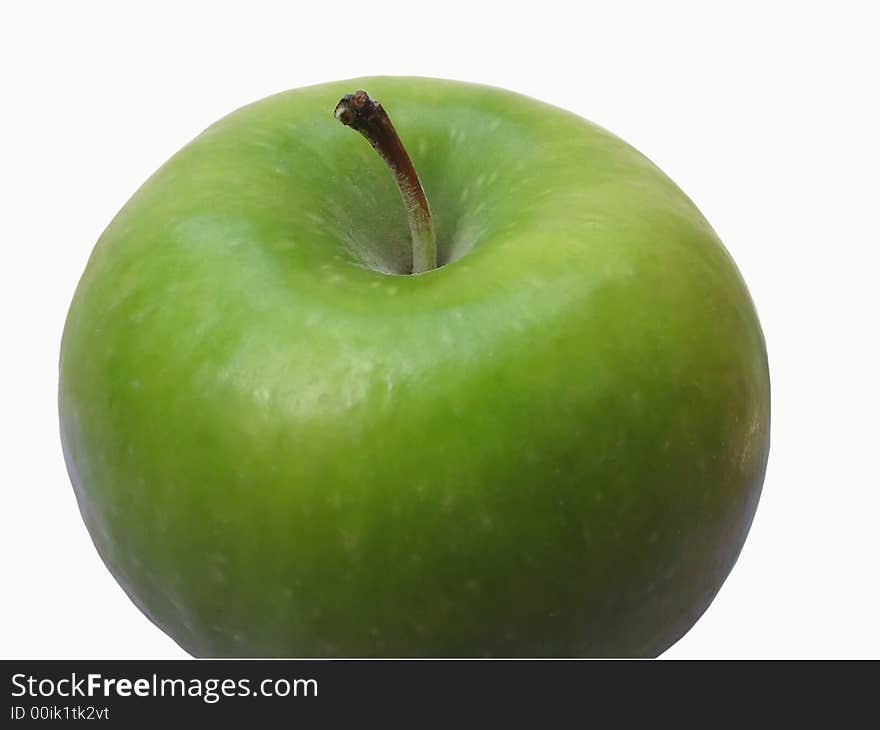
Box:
left=2, top=1, right=878, bottom=659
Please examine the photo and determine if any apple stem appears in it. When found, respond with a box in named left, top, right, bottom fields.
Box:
left=334, top=90, right=437, bottom=274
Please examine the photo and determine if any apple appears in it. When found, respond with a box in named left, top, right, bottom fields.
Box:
left=59, top=77, right=770, bottom=657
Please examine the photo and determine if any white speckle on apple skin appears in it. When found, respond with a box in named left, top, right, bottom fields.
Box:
left=304, top=311, right=322, bottom=328
left=209, top=566, right=228, bottom=585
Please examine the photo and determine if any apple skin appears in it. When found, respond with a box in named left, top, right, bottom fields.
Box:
left=59, top=77, right=770, bottom=657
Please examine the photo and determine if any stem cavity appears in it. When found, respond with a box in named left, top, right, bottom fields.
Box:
left=334, top=90, right=437, bottom=274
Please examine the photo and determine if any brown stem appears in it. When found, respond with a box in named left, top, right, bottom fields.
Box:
left=334, top=90, right=437, bottom=274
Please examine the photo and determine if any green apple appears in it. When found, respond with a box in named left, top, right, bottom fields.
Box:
left=59, top=76, right=770, bottom=657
